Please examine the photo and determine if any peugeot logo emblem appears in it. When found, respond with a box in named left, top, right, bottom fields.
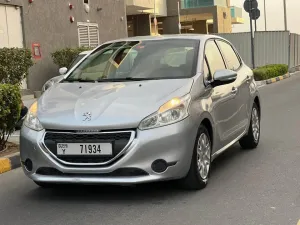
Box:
left=82, top=112, right=92, bottom=121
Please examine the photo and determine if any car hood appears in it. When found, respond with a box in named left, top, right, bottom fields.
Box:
left=38, top=79, right=194, bottom=130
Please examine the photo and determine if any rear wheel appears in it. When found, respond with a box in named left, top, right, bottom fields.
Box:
left=239, top=102, right=260, bottom=149
left=179, top=125, right=212, bottom=190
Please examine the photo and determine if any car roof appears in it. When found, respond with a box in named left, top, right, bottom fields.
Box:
left=79, top=50, right=92, bottom=55
left=103, top=34, right=224, bottom=45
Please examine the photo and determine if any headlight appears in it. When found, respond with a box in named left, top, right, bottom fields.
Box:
left=139, top=94, right=191, bottom=130
left=42, top=76, right=63, bottom=92
left=24, top=101, right=44, bottom=131
left=42, top=79, right=54, bottom=92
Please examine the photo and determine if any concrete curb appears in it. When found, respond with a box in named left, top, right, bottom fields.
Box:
left=255, top=73, right=292, bottom=87
left=265, top=73, right=291, bottom=85
left=0, top=153, right=21, bottom=174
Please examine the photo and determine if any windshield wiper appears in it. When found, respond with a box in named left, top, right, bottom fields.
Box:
left=97, top=77, right=155, bottom=82
left=63, top=78, right=96, bottom=83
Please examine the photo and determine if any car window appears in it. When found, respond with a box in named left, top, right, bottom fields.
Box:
left=205, top=40, right=226, bottom=77
left=66, top=39, right=200, bottom=81
left=216, top=40, right=241, bottom=71
left=115, top=48, right=138, bottom=75
left=68, top=54, right=86, bottom=70
left=78, top=49, right=115, bottom=79
left=160, top=47, right=193, bottom=67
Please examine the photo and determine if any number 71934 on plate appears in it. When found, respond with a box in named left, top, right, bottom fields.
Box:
left=57, top=143, right=113, bottom=156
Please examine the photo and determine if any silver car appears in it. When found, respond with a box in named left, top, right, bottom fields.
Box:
left=20, top=35, right=261, bottom=190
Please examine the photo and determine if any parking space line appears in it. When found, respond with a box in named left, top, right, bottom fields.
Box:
left=297, top=220, right=300, bottom=225
left=0, top=158, right=11, bottom=174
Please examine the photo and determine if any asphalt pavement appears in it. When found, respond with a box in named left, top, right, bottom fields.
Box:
left=1, top=75, right=300, bottom=225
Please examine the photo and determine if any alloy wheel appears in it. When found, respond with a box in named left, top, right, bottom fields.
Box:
left=196, top=133, right=211, bottom=180
left=251, top=107, right=260, bottom=142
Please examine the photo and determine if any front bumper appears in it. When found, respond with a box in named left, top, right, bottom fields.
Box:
left=20, top=119, right=198, bottom=184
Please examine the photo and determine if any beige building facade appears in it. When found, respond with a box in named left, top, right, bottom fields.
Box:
left=126, top=0, right=244, bottom=36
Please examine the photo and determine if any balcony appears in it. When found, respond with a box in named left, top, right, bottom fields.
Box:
left=126, top=0, right=153, bottom=15
left=126, top=0, right=167, bottom=16
left=181, top=0, right=214, bottom=9
left=230, top=6, right=244, bottom=24
left=181, top=0, right=230, bottom=9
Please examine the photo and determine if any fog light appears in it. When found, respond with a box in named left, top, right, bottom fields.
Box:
left=24, top=159, right=33, bottom=172
left=151, top=159, right=168, bottom=173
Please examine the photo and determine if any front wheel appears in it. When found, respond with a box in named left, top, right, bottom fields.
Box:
left=239, top=102, right=260, bottom=149
left=179, top=125, right=212, bottom=190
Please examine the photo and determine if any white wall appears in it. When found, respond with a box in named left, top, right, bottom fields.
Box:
left=0, top=4, right=26, bottom=88
left=0, top=5, right=23, bottom=48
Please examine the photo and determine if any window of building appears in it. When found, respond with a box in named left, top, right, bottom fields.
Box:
left=77, top=22, right=99, bottom=48
left=216, top=40, right=241, bottom=71
left=205, top=40, right=226, bottom=76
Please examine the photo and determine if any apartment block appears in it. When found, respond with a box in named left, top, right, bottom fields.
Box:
left=126, top=0, right=244, bottom=36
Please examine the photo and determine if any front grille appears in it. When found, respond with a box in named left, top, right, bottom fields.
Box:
left=43, top=131, right=133, bottom=164
left=36, top=167, right=149, bottom=177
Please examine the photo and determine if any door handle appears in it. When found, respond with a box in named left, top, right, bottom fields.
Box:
left=231, top=87, right=238, bottom=95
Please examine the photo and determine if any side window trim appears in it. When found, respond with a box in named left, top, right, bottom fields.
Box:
left=203, top=38, right=227, bottom=72
left=214, top=39, right=229, bottom=70
left=203, top=55, right=213, bottom=85
left=205, top=56, right=212, bottom=79
left=215, top=39, right=242, bottom=71
left=203, top=39, right=225, bottom=87
left=202, top=39, right=214, bottom=84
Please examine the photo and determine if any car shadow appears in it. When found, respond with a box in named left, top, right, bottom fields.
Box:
left=25, top=143, right=255, bottom=203
left=210, top=143, right=251, bottom=173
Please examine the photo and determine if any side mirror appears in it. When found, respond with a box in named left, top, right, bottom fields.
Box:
left=59, top=67, right=68, bottom=75
left=212, top=69, right=237, bottom=87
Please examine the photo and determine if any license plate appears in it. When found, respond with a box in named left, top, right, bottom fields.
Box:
left=57, top=143, right=113, bottom=156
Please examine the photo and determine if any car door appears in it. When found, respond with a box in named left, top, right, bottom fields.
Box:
left=204, top=40, right=240, bottom=149
left=216, top=39, right=251, bottom=138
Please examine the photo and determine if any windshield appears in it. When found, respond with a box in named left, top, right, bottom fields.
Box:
left=68, top=54, right=86, bottom=70
left=65, top=39, right=199, bottom=82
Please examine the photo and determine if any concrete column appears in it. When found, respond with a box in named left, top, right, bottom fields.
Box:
left=132, top=14, right=151, bottom=36
left=193, top=20, right=207, bottom=34
left=162, top=16, right=179, bottom=34
left=212, top=6, right=232, bottom=33
left=207, top=24, right=213, bottom=34
left=227, top=0, right=230, bottom=7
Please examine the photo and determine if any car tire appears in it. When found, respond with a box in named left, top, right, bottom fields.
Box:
left=179, top=125, right=212, bottom=190
left=239, top=102, right=260, bottom=149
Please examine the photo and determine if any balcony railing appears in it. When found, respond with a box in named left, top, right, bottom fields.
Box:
left=230, top=6, right=242, bottom=18
left=181, top=0, right=214, bottom=9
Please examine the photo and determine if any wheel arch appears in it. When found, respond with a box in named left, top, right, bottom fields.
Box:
left=199, top=116, right=214, bottom=150
left=254, top=96, right=261, bottom=116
